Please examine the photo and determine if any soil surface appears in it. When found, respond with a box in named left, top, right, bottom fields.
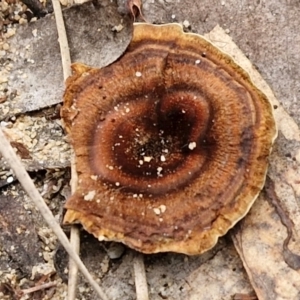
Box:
left=0, top=0, right=299, bottom=299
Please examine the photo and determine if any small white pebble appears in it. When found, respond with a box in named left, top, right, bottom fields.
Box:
left=139, top=160, right=144, bottom=165
left=78, top=286, right=86, bottom=294
left=91, top=175, right=98, bottom=180
left=111, top=24, right=124, bottom=32
left=157, top=167, right=163, bottom=173
left=19, top=18, right=28, bottom=25
left=159, top=205, right=166, bottom=213
left=171, top=14, right=176, bottom=19
left=2, top=43, right=9, bottom=51
left=195, top=59, right=201, bottom=64
left=7, top=176, right=14, bottom=183
left=84, top=190, right=96, bottom=201
left=144, top=156, right=152, bottom=162
left=160, top=155, right=166, bottom=162
left=183, top=20, right=190, bottom=28
left=153, top=208, right=161, bottom=215
left=32, top=29, right=38, bottom=37
left=5, top=28, right=16, bottom=38
left=188, top=142, right=197, bottom=150
left=135, top=71, right=142, bottom=77
left=107, top=243, right=125, bottom=259
left=115, top=182, right=120, bottom=186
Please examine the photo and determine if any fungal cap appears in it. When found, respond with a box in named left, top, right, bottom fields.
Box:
left=62, top=23, right=277, bottom=255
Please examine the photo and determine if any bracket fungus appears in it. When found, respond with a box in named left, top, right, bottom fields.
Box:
left=61, top=23, right=277, bottom=255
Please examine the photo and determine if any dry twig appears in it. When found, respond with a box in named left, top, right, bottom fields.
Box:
left=51, top=0, right=72, bottom=80
left=22, top=281, right=57, bottom=295
left=67, top=225, right=80, bottom=299
left=133, top=252, right=149, bottom=300
left=51, top=1, right=81, bottom=299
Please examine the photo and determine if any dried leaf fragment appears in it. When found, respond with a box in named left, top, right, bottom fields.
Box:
left=265, top=177, right=300, bottom=270
left=10, top=141, right=32, bottom=159
left=126, top=0, right=146, bottom=21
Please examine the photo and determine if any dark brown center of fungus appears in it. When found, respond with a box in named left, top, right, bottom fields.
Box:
left=62, top=23, right=277, bottom=255
left=91, top=88, right=211, bottom=195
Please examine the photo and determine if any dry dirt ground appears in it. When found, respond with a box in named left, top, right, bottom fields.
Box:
left=0, top=0, right=300, bottom=299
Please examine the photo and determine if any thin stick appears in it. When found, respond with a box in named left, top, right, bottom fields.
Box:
left=51, top=0, right=80, bottom=298
left=0, top=130, right=109, bottom=300
left=133, top=252, right=149, bottom=300
left=52, top=0, right=72, bottom=79
left=22, top=281, right=57, bottom=294
left=66, top=155, right=80, bottom=300
left=67, top=225, right=80, bottom=299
